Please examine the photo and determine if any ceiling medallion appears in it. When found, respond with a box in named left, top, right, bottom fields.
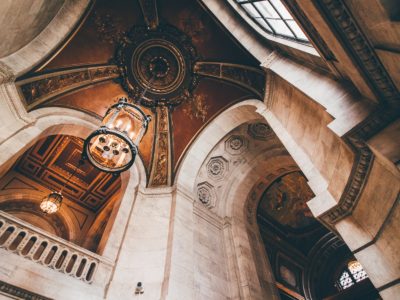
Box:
left=115, top=25, right=198, bottom=108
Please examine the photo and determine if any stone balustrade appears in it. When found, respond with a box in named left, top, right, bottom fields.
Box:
left=0, top=211, right=107, bottom=284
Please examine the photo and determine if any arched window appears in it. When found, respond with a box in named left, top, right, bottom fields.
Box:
left=336, top=260, right=369, bottom=291
left=235, top=0, right=308, bottom=43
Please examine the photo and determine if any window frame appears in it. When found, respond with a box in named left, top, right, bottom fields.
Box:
left=234, top=0, right=309, bottom=44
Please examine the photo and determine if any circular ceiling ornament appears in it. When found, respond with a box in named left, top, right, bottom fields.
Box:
left=115, top=25, right=198, bottom=108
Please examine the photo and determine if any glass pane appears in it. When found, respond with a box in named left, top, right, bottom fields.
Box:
left=255, top=18, right=273, bottom=32
left=267, top=19, right=294, bottom=37
left=242, top=3, right=261, bottom=18
left=287, top=20, right=308, bottom=41
left=270, top=0, right=293, bottom=19
left=254, top=1, right=279, bottom=18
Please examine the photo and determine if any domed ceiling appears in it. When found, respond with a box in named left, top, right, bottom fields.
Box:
left=16, top=0, right=266, bottom=187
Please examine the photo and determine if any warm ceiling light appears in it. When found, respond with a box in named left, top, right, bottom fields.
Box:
left=40, top=192, right=63, bottom=214
left=40, top=159, right=81, bottom=214
left=82, top=97, right=151, bottom=173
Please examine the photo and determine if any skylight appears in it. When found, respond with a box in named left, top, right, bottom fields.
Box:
left=235, top=0, right=309, bottom=43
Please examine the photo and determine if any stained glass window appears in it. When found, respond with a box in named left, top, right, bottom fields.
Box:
left=235, top=0, right=309, bottom=43
left=336, top=260, right=368, bottom=291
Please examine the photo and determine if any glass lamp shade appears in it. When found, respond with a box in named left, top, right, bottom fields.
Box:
left=82, top=97, right=151, bottom=173
left=40, top=192, right=63, bottom=214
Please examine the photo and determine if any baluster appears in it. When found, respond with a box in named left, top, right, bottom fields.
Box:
left=4, top=228, right=22, bottom=249
left=0, top=225, right=15, bottom=246
left=79, top=259, right=92, bottom=281
left=0, top=221, right=9, bottom=237
left=38, top=241, right=52, bottom=264
left=70, top=255, right=83, bottom=277
left=60, top=251, right=72, bottom=273
left=16, top=232, right=32, bottom=254
left=49, top=247, right=63, bottom=269
left=26, top=237, right=42, bottom=259
left=84, top=262, right=97, bottom=283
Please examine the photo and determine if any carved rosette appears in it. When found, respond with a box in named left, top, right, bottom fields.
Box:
left=115, top=25, right=198, bottom=108
left=248, top=122, right=273, bottom=140
left=196, top=182, right=216, bottom=208
left=225, top=135, right=248, bottom=155
left=206, top=156, right=229, bottom=181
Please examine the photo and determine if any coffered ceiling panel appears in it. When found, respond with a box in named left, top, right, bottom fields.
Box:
left=15, top=135, right=121, bottom=212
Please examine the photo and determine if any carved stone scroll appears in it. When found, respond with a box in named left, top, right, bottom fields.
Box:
left=149, top=106, right=172, bottom=187
left=17, top=65, right=121, bottom=110
left=194, top=62, right=266, bottom=99
left=138, top=0, right=159, bottom=30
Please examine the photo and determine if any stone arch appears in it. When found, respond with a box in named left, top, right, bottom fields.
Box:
left=175, top=99, right=318, bottom=299
left=0, top=0, right=91, bottom=79
left=0, top=107, right=147, bottom=259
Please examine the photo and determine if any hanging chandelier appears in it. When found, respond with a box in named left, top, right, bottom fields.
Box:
left=40, top=162, right=80, bottom=214
left=82, top=97, right=151, bottom=173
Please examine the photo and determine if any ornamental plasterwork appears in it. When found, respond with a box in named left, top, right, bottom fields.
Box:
left=225, top=135, right=248, bottom=155
left=247, top=122, right=273, bottom=140
left=196, top=181, right=216, bottom=209
left=206, top=156, right=229, bottom=181
left=196, top=122, right=277, bottom=210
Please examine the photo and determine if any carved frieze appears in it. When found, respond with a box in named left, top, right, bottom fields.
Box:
left=194, top=62, right=266, bottom=99
left=17, top=65, right=121, bottom=110
left=315, top=0, right=399, bottom=103
left=0, top=280, right=52, bottom=300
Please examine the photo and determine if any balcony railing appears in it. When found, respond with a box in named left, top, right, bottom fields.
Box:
left=0, top=211, right=111, bottom=284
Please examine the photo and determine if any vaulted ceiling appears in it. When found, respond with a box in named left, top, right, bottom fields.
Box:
left=16, top=0, right=266, bottom=187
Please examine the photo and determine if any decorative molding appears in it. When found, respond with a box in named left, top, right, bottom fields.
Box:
left=196, top=181, right=216, bottom=209
left=320, top=107, right=398, bottom=225
left=115, top=25, right=198, bottom=108
left=138, top=0, right=159, bottom=30
left=315, top=0, right=400, bottom=103
left=206, top=156, right=229, bottom=181
left=149, top=106, right=172, bottom=187
left=247, top=123, right=274, bottom=140
left=17, top=65, right=121, bottom=110
left=194, top=62, right=265, bottom=99
left=0, top=280, right=52, bottom=300
left=225, top=135, right=248, bottom=155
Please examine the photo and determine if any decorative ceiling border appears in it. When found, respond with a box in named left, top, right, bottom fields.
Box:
left=0, top=280, right=52, bottom=300
left=314, top=0, right=399, bottom=104
left=320, top=107, right=398, bottom=225
left=194, top=62, right=266, bottom=99
left=16, top=65, right=121, bottom=111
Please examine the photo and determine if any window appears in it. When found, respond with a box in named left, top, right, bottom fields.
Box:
left=235, top=0, right=309, bottom=43
left=336, top=260, right=369, bottom=291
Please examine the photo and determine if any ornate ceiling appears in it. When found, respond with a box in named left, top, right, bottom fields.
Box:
left=16, top=0, right=266, bottom=187
left=14, top=135, right=121, bottom=213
